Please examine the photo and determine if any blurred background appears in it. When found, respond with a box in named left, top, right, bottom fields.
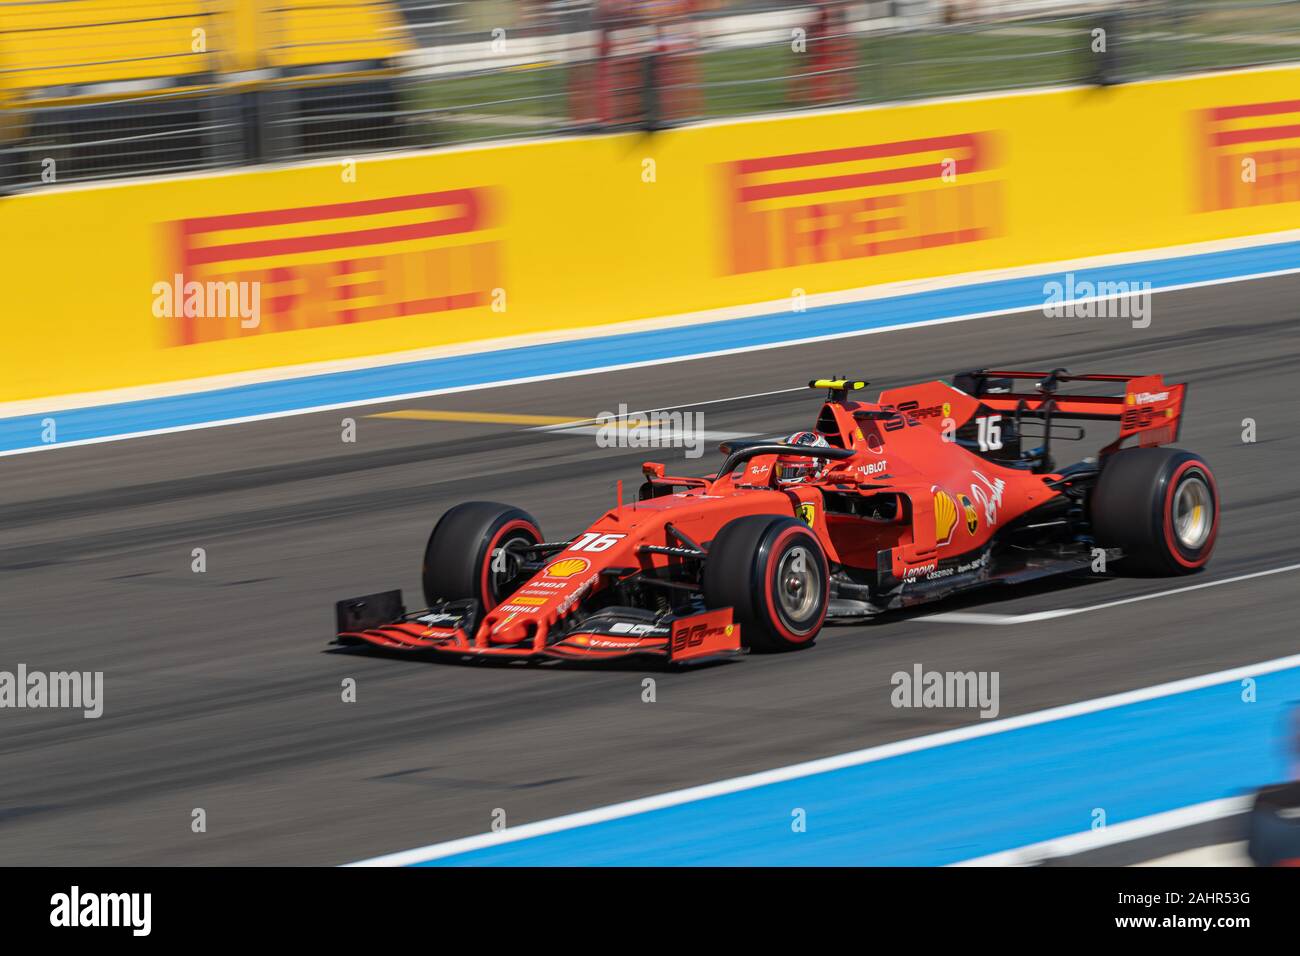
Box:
left=3, top=0, right=1299, bottom=190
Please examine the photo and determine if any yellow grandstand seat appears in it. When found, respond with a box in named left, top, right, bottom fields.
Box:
left=262, top=0, right=411, bottom=71
left=0, top=0, right=217, bottom=93
left=0, top=0, right=411, bottom=97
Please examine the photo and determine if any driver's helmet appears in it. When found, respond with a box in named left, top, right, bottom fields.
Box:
left=775, top=430, right=830, bottom=484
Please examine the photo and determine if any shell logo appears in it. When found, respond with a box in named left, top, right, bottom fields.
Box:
left=545, top=557, right=591, bottom=578
left=933, top=489, right=959, bottom=545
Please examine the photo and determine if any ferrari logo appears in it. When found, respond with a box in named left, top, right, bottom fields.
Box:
left=942, top=402, right=951, bottom=418
left=797, top=503, right=816, bottom=526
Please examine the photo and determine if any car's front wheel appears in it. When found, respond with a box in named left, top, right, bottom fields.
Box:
left=703, top=515, right=829, bottom=652
left=421, top=501, right=542, bottom=608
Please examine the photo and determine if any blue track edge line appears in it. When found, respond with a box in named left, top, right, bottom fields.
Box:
left=7, top=238, right=1299, bottom=452
left=407, top=667, right=1300, bottom=866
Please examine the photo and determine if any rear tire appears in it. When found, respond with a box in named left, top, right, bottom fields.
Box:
left=421, top=501, right=542, bottom=609
left=1090, top=447, right=1219, bottom=575
left=703, top=515, right=829, bottom=652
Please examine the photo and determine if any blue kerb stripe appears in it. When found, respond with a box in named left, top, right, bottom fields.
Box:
left=411, top=667, right=1300, bottom=866
left=6, top=238, right=1298, bottom=453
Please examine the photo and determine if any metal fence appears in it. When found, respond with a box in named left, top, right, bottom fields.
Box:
left=3, top=0, right=1299, bottom=191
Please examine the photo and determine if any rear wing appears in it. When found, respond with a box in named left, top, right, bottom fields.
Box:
left=954, top=369, right=1187, bottom=452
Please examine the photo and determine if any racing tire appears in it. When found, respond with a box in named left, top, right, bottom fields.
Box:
left=703, top=515, right=829, bottom=653
left=1090, top=447, right=1219, bottom=575
left=1247, top=781, right=1300, bottom=867
left=421, top=501, right=542, bottom=609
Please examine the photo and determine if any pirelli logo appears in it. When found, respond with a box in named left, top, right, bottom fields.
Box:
left=721, top=132, right=1002, bottom=275
left=166, top=188, right=500, bottom=345
left=1197, top=98, right=1300, bottom=211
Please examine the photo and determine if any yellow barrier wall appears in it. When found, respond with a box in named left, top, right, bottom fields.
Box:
left=3, top=65, right=1298, bottom=402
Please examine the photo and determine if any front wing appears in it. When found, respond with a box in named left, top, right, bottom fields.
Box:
left=332, top=591, right=740, bottom=664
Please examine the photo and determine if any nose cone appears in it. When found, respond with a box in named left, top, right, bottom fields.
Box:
left=479, top=608, right=542, bottom=646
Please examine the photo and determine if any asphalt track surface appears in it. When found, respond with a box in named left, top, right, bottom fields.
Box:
left=2, top=274, right=1298, bottom=865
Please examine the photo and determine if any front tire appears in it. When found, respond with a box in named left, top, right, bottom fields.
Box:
left=421, top=501, right=542, bottom=609
left=1090, top=447, right=1219, bottom=575
left=703, top=515, right=829, bottom=652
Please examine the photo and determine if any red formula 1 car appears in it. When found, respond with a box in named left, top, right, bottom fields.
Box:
left=333, top=370, right=1219, bottom=664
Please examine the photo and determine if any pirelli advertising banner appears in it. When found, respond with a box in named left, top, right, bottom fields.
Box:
left=3, top=64, right=1297, bottom=402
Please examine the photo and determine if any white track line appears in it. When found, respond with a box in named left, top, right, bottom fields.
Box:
left=1135, top=841, right=1251, bottom=867
left=952, top=797, right=1254, bottom=866
left=348, top=648, right=1300, bottom=866
left=921, top=562, right=1300, bottom=625
left=526, top=385, right=809, bottom=430
left=540, top=426, right=758, bottom=443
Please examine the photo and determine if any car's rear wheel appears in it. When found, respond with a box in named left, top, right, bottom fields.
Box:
left=1090, top=447, right=1219, bottom=575
left=703, top=515, right=829, bottom=652
left=421, top=501, right=542, bottom=609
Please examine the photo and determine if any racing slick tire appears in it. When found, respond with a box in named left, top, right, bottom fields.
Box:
left=703, top=515, right=829, bottom=653
left=421, top=501, right=542, bottom=609
left=1090, top=447, right=1219, bottom=575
